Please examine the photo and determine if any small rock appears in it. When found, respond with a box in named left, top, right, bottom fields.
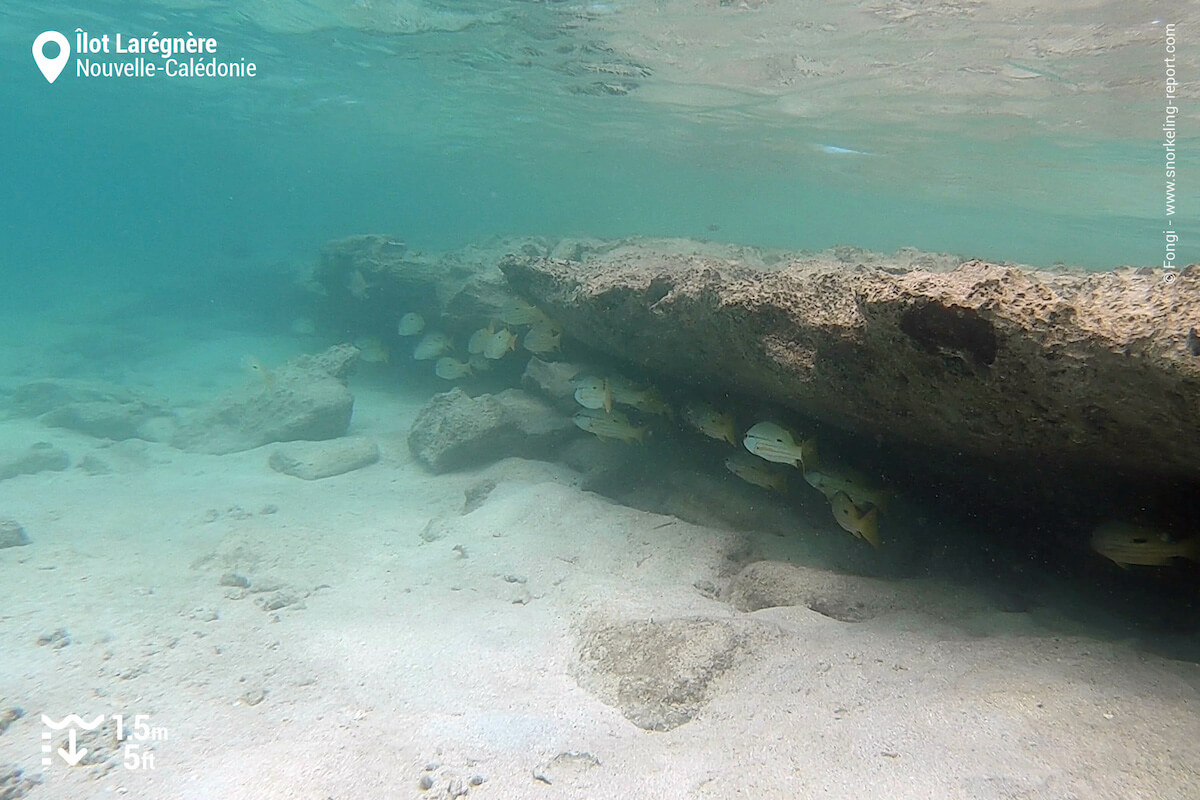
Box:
left=0, top=520, right=29, bottom=549
left=0, top=708, right=23, bottom=735
left=268, top=437, right=379, bottom=480
left=76, top=454, right=113, bottom=475
left=534, top=751, right=600, bottom=785
left=0, top=442, right=70, bottom=481
left=188, top=607, right=219, bottom=622
left=219, top=573, right=250, bottom=588
left=240, top=688, right=267, bottom=707
left=255, top=592, right=302, bottom=612
left=35, top=628, right=70, bottom=648
left=418, top=774, right=434, bottom=791
left=462, top=478, right=497, bottom=514
left=0, top=764, right=39, bottom=799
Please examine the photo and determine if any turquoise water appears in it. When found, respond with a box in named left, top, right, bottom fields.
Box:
left=2, top=6, right=1200, bottom=797
left=4, top=0, right=1196, bottom=310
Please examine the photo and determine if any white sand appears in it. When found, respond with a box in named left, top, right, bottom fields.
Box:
left=1, top=352, right=1198, bottom=799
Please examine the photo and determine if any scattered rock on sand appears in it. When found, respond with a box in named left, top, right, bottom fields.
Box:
left=0, top=765, right=38, bottom=799
left=172, top=345, right=358, bottom=455
left=726, top=560, right=904, bottom=622
left=573, top=615, right=771, bottom=731
left=408, top=387, right=576, bottom=473
left=10, top=378, right=171, bottom=441
left=0, top=442, right=69, bottom=481
left=0, top=520, right=29, bottom=549
left=268, top=436, right=379, bottom=480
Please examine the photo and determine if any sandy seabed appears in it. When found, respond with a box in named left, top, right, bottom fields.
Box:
left=0, top=363, right=1198, bottom=800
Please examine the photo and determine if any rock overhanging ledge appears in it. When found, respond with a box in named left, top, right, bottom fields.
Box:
left=500, top=250, right=1200, bottom=481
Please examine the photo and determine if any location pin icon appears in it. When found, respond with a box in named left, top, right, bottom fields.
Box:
left=33, top=31, right=70, bottom=83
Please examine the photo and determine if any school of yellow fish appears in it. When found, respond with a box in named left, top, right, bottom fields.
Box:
left=369, top=289, right=1195, bottom=566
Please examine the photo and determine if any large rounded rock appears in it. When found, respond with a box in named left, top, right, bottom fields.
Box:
left=172, top=346, right=358, bottom=455
left=407, top=387, right=576, bottom=473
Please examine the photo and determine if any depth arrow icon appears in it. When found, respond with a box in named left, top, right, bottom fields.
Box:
left=58, top=728, right=86, bottom=766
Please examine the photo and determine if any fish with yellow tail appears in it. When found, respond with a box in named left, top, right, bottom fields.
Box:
left=1090, top=522, right=1200, bottom=567
left=743, top=421, right=818, bottom=470
left=830, top=491, right=881, bottom=548
left=397, top=312, right=425, bottom=336
left=522, top=320, right=563, bottom=354
left=499, top=298, right=550, bottom=326
left=413, top=332, right=453, bottom=361
left=434, top=357, right=473, bottom=380
left=572, top=375, right=612, bottom=413
left=608, top=377, right=673, bottom=418
left=725, top=453, right=787, bottom=493
left=572, top=408, right=646, bottom=444
left=805, top=468, right=890, bottom=512
left=467, top=322, right=496, bottom=355
left=483, top=328, right=519, bottom=360
left=353, top=335, right=390, bottom=363
left=683, top=402, right=738, bottom=446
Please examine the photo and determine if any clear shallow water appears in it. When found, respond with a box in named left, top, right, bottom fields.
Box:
left=2, top=0, right=1197, bottom=311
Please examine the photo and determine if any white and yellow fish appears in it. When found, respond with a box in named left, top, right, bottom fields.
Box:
left=804, top=468, right=889, bottom=512
left=830, top=491, right=881, bottom=548
left=397, top=312, right=425, bottom=336
left=572, top=408, right=646, bottom=444
left=500, top=298, right=550, bottom=326
left=413, top=332, right=453, bottom=361
left=434, top=356, right=473, bottom=380
left=725, top=454, right=787, bottom=493
left=468, top=322, right=497, bottom=355
left=1090, top=522, right=1200, bottom=568
left=743, top=421, right=817, bottom=470
left=683, top=402, right=738, bottom=446
left=608, top=377, right=672, bottom=417
left=523, top=320, right=563, bottom=354
left=353, top=335, right=390, bottom=363
left=572, top=375, right=613, bottom=413
left=467, top=353, right=492, bottom=372
left=483, top=328, right=519, bottom=360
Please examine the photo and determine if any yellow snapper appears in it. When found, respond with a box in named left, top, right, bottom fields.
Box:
left=397, top=312, right=425, bottom=336
left=608, top=377, right=672, bottom=417
left=743, top=421, right=817, bottom=470
left=725, top=453, right=787, bottom=493
left=483, top=328, right=519, bottom=359
left=683, top=402, right=738, bottom=446
left=523, top=321, right=563, bottom=354
left=572, top=375, right=613, bottom=412
left=413, top=332, right=452, bottom=360
left=353, top=335, right=390, bottom=363
left=467, top=323, right=496, bottom=355
left=830, top=491, right=881, bottom=548
left=805, top=468, right=889, bottom=512
left=572, top=408, right=646, bottom=444
left=500, top=298, right=550, bottom=326
left=1090, top=522, right=1200, bottom=567
left=434, top=357, right=473, bottom=380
